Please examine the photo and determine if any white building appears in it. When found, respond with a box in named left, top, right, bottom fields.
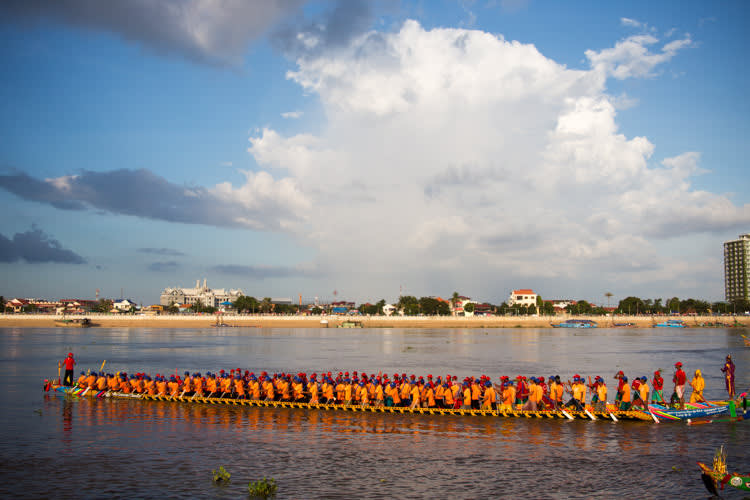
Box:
left=508, top=289, right=538, bottom=307
left=160, top=279, right=244, bottom=308
left=112, top=299, right=137, bottom=312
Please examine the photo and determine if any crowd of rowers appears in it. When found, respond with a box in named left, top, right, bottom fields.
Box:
left=70, top=361, right=718, bottom=412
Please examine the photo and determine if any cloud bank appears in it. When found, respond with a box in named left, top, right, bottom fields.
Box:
left=0, top=0, right=305, bottom=66
left=0, top=227, right=86, bottom=264
left=0, top=169, right=309, bottom=231
left=245, top=20, right=749, bottom=297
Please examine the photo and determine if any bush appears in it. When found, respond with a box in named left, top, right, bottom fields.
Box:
left=248, top=477, right=277, bottom=498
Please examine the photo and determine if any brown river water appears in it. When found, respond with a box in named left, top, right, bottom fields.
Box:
left=0, top=327, right=748, bottom=499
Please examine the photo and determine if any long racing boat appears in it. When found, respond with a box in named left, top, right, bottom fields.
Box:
left=44, top=382, right=745, bottom=424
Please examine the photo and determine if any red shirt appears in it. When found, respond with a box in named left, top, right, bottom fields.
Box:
left=673, top=369, right=686, bottom=385
left=63, top=356, right=75, bottom=370
left=652, top=375, right=663, bottom=390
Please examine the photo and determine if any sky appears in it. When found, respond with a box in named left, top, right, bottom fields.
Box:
left=0, top=0, right=748, bottom=306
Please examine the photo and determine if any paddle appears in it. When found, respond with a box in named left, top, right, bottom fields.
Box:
left=57, top=362, right=62, bottom=385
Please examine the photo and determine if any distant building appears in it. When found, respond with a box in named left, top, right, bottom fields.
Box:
left=160, top=279, right=243, bottom=308
left=724, top=233, right=750, bottom=302
left=112, top=299, right=137, bottom=312
left=508, top=289, right=538, bottom=308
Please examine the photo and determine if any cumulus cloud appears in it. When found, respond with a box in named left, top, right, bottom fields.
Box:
left=0, top=0, right=305, bottom=66
left=586, top=32, right=693, bottom=80
left=244, top=20, right=749, bottom=299
left=0, top=226, right=86, bottom=264
left=0, top=168, right=309, bottom=231
left=281, top=111, right=303, bottom=119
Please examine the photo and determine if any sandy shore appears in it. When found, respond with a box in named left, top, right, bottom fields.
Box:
left=0, top=314, right=746, bottom=329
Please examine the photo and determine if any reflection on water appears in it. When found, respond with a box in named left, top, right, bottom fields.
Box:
left=1, top=327, right=749, bottom=499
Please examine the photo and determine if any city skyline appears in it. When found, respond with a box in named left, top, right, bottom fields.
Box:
left=1, top=1, right=749, bottom=305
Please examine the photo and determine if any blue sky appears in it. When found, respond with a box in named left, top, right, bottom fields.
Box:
left=1, top=0, right=748, bottom=306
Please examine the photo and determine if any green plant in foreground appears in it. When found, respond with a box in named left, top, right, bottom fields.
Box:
left=248, top=477, right=277, bottom=498
left=212, top=466, right=230, bottom=484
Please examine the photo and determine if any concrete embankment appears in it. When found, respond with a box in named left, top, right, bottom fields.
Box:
left=0, top=314, right=746, bottom=329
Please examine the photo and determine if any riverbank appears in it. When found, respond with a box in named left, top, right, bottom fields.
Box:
left=0, top=313, right=746, bottom=329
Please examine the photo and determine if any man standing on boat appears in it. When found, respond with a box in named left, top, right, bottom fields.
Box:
left=673, top=362, right=686, bottom=410
left=721, top=355, right=735, bottom=398
left=651, top=370, right=664, bottom=404
left=61, top=352, right=76, bottom=386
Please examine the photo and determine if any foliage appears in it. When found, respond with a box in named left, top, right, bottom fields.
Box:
left=397, top=295, right=419, bottom=315
left=310, top=306, right=323, bottom=315
left=189, top=303, right=216, bottom=314
left=418, top=296, right=450, bottom=315
left=93, top=299, right=113, bottom=313
left=463, top=302, right=475, bottom=313
left=212, top=466, right=230, bottom=484
left=248, top=477, right=277, bottom=498
left=0, top=296, right=4, bottom=311
left=358, top=299, right=386, bottom=315
left=259, top=297, right=273, bottom=314
left=233, top=295, right=259, bottom=313
left=166, top=301, right=179, bottom=314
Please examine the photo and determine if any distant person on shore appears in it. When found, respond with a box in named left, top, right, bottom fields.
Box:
left=672, top=362, right=686, bottom=410
left=61, top=353, right=75, bottom=386
left=721, top=355, right=735, bottom=398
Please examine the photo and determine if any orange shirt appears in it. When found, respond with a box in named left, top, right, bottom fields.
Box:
left=621, top=383, right=631, bottom=403
left=234, top=379, right=245, bottom=396
left=263, top=381, right=274, bottom=399
left=400, top=383, right=411, bottom=400
left=463, top=387, right=471, bottom=406
left=343, top=383, right=351, bottom=401
left=639, top=382, right=649, bottom=401
left=292, top=382, right=304, bottom=399
left=359, top=386, right=369, bottom=405
left=193, top=377, right=203, bottom=395
left=410, top=386, right=421, bottom=404
left=375, top=384, right=384, bottom=401
left=483, top=387, right=496, bottom=405
left=145, top=380, right=156, bottom=395
left=503, top=385, right=516, bottom=406
left=435, top=385, right=444, bottom=400
left=444, top=386, right=454, bottom=405
left=425, top=387, right=435, bottom=407
left=597, top=384, right=607, bottom=402
left=168, top=381, right=179, bottom=396
left=119, top=380, right=131, bottom=393
left=249, top=380, right=260, bottom=399
left=156, top=381, right=167, bottom=395
left=77, top=375, right=87, bottom=387
left=96, top=376, right=107, bottom=390
left=471, top=383, right=481, bottom=401
left=207, top=378, right=218, bottom=393
left=336, top=383, right=345, bottom=401
left=85, top=374, right=96, bottom=388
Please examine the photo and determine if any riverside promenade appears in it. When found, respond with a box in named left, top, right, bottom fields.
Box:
left=0, top=313, right=746, bottom=329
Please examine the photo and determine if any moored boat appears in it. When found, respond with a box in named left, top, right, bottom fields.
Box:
left=551, top=319, right=597, bottom=328
left=54, top=317, right=93, bottom=328
left=653, top=319, right=686, bottom=328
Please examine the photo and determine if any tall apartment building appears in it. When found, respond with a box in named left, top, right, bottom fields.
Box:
left=724, top=233, right=750, bottom=302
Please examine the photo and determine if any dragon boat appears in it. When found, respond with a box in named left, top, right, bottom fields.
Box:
left=699, top=446, right=750, bottom=495
left=43, top=382, right=745, bottom=424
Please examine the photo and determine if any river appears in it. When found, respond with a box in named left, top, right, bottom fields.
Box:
left=0, top=327, right=748, bottom=499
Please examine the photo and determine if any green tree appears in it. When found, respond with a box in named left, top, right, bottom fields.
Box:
left=604, top=292, right=613, bottom=309
left=166, top=301, right=179, bottom=314
left=259, top=297, right=273, bottom=314
left=616, top=296, right=645, bottom=315
left=526, top=304, right=536, bottom=315
left=311, top=306, right=323, bottom=315
left=667, top=297, right=681, bottom=314
left=496, top=302, right=510, bottom=315
left=398, top=295, right=419, bottom=315
left=94, top=299, right=113, bottom=313
left=463, top=302, right=475, bottom=314
left=233, top=295, right=258, bottom=313
left=0, top=296, right=4, bottom=311
left=451, top=292, right=460, bottom=315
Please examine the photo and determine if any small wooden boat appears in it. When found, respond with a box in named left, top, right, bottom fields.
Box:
left=551, top=319, right=597, bottom=328
left=652, top=319, right=685, bottom=328
left=698, top=446, right=750, bottom=495
left=54, top=317, right=93, bottom=328
left=338, top=320, right=363, bottom=328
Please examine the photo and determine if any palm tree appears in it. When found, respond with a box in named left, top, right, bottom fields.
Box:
left=451, top=292, right=460, bottom=316
left=605, top=292, right=613, bottom=309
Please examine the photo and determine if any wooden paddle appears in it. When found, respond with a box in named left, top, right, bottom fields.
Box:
left=57, top=362, right=62, bottom=385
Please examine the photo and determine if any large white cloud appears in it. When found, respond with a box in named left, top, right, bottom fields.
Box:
left=249, top=20, right=746, bottom=301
